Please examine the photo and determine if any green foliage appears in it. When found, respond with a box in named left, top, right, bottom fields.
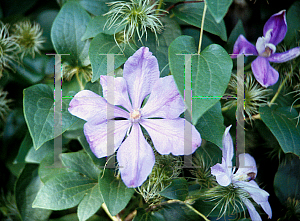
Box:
left=98, top=169, right=135, bottom=216
left=172, top=2, right=227, bottom=41
left=23, top=84, right=79, bottom=150
left=169, top=36, right=232, bottom=124
left=285, top=1, right=300, bottom=47
left=51, top=1, right=91, bottom=67
left=206, top=0, right=233, bottom=23
left=260, top=106, right=300, bottom=157
left=160, top=178, right=189, bottom=201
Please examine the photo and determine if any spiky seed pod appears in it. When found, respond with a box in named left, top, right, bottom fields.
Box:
left=12, top=21, right=45, bottom=59
left=0, top=22, right=20, bottom=78
left=62, top=63, right=93, bottom=82
left=224, top=73, right=272, bottom=122
left=0, top=88, right=12, bottom=121
left=104, top=0, right=167, bottom=46
left=136, top=153, right=183, bottom=205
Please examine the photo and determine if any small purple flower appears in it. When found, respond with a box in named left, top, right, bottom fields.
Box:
left=68, top=47, right=201, bottom=188
left=211, top=126, right=272, bottom=221
left=231, top=10, right=300, bottom=87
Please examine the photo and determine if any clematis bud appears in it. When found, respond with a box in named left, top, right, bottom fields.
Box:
left=104, top=0, right=167, bottom=45
left=0, top=22, right=20, bottom=78
left=12, top=21, right=45, bottom=59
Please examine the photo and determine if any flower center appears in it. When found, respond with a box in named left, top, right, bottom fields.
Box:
left=130, top=109, right=141, bottom=123
left=261, top=47, right=272, bottom=57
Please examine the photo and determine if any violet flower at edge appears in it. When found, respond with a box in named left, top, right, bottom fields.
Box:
left=211, top=125, right=272, bottom=221
left=68, top=47, right=202, bottom=188
left=231, top=10, right=300, bottom=88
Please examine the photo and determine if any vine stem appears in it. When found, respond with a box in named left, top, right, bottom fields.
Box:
left=75, top=70, right=84, bottom=91
left=198, top=1, right=207, bottom=54
left=102, top=203, right=120, bottom=221
left=145, top=199, right=210, bottom=221
left=294, top=104, right=300, bottom=109
left=269, top=70, right=292, bottom=106
left=156, top=0, right=163, bottom=14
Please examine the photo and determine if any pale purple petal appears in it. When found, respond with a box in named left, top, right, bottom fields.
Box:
left=231, top=35, right=258, bottom=58
left=251, top=56, right=279, bottom=87
left=123, top=47, right=160, bottom=110
left=241, top=197, right=262, bottom=221
left=141, top=76, right=185, bottom=119
left=84, top=120, right=131, bottom=158
left=100, top=76, right=133, bottom=112
left=211, top=160, right=232, bottom=186
left=117, top=124, right=155, bottom=188
left=235, top=180, right=272, bottom=219
left=222, top=125, right=234, bottom=170
left=268, top=47, right=300, bottom=63
left=68, top=90, right=130, bottom=122
left=263, top=10, right=287, bottom=46
left=140, top=118, right=201, bottom=155
left=233, top=153, right=257, bottom=180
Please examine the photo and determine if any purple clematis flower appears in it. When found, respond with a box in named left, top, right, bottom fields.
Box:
left=231, top=10, right=300, bottom=87
left=211, top=126, right=272, bottom=221
left=68, top=47, right=201, bottom=188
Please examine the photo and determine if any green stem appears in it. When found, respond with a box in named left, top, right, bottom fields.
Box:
left=156, top=0, right=163, bottom=14
left=198, top=1, right=207, bottom=54
left=244, top=62, right=251, bottom=71
left=269, top=71, right=291, bottom=106
left=184, top=203, right=210, bottom=221
left=221, top=105, right=235, bottom=112
left=102, top=203, right=120, bottom=221
left=293, top=104, right=300, bottom=109
left=75, top=70, right=84, bottom=91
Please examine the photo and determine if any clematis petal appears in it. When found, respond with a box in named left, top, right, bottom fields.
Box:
left=251, top=56, right=279, bottom=87
left=84, top=119, right=131, bottom=158
left=235, top=180, right=272, bottom=219
left=117, top=124, right=155, bottom=188
left=141, top=76, right=185, bottom=119
left=68, top=90, right=130, bottom=122
left=140, top=118, right=201, bottom=156
left=268, top=47, right=300, bottom=63
left=233, top=153, right=257, bottom=181
left=100, top=76, right=133, bottom=112
left=123, top=47, right=160, bottom=110
left=211, top=161, right=232, bottom=186
left=231, top=35, right=258, bottom=58
left=222, top=125, right=234, bottom=170
left=241, top=197, right=262, bottom=221
left=263, top=10, right=287, bottom=46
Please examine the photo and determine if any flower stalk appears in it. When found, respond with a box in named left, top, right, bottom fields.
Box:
left=198, top=1, right=207, bottom=54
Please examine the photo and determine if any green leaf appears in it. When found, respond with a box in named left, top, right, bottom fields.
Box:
left=260, top=106, right=300, bottom=157
left=133, top=203, right=203, bottom=221
left=89, top=33, right=136, bottom=82
left=195, top=102, right=225, bottom=148
left=284, top=1, right=300, bottom=47
left=23, top=84, right=79, bottom=150
left=78, top=183, right=103, bottom=221
left=76, top=0, right=112, bottom=16
left=34, top=152, right=101, bottom=211
left=15, top=164, right=52, bottom=221
left=82, top=16, right=125, bottom=40
left=51, top=1, right=91, bottom=66
left=169, top=36, right=232, bottom=124
left=206, top=0, right=233, bottom=23
left=98, top=169, right=135, bottom=216
left=173, top=2, right=227, bottom=41
left=226, top=19, right=245, bottom=51
left=135, top=17, right=182, bottom=77
left=274, top=156, right=300, bottom=205
left=160, top=178, right=189, bottom=201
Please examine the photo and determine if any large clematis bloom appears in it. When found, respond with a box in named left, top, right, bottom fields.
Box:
left=231, top=10, right=300, bottom=87
left=68, top=47, right=201, bottom=188
left=211, top=126, right=272, bottom=221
